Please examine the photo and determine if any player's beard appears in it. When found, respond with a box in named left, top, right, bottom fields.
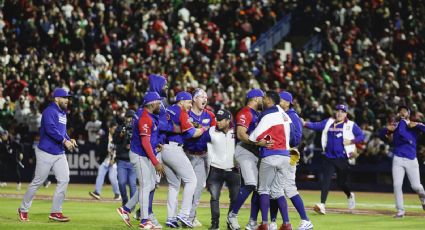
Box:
left=59, top=100, right=68, bottom=110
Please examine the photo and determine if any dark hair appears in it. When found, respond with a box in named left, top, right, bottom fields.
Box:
left=265, top=91, right=280, bottom=105
left=397, top=105, right=410, bottom=113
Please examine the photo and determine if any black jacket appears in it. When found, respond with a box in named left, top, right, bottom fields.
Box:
left=113, top=125, right=131, bottom=161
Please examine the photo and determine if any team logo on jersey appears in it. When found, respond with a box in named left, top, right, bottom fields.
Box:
left=59, top=115, right=67, bottom=124
left=239, top=114, right=246, bottom=124
left=202, top=119, right=210, bottom=124
left=142, top=124, right=149, bottom=134
left=345, top=125, right=351, bottom=131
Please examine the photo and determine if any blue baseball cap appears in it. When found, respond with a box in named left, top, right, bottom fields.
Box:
left=53, top=88, right=72, bottom=98
left=246, top=89, right=264, bottom=99
left=143, top=92, right=161, bottom=105
left=335, top=104, right=347, bottom=112
left=279, top=91, right=293, bottom=104
left=175, top=91, right=192, bottom=102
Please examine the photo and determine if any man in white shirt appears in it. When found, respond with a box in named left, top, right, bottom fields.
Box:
left=85, top=113, right=102, bottom=145
left=205, top=109, right=241, bottom=230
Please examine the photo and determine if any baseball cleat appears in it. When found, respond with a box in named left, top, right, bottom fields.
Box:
left=393, top=210, right=405, bottom=218
left=313, top=203, right=326, bottom=215
left=269, top=222, right=278, bottom=230
left=419, top=196, right=425, bottom=211
left=245, top=219, right=258, bottom=230
left=149, top=213, right=162, bottom=229
left=257, top=223, right=268, bottom=230
left=49, top=213, right=70, bottom=222
left=192, top=217, right=202, bottom=227
left=298, top=220, right=313, bottom=230
left=177, top=214, right=193, bottom=228
left=278, top=223, right=292, bottom=230
left=227, top=212, right=241, bottom=230
left=139, top=220, right=155, bottom=229
left=18, top=209, right=29, bottom=222
left=116, top=207, right=132, bottom=227
left=89, top=191, right=101, bottom=200
left=166, top=218, right=180, bottom=228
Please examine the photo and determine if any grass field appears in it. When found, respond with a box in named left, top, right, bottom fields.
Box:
left=1, top=183, right=424, bottom=229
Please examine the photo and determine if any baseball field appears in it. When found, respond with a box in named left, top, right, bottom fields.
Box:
left=0, top=183, right=424, bottom=229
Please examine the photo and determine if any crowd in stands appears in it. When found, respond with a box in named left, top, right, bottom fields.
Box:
left=0, top=0, right=424, bottom=175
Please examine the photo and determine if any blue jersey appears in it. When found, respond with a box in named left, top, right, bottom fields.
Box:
left=184, top=109, right=216, bottom=152
left=148, top=74, right=169, bottom=144
left=236, top=106, right=260, bottom=136
left=166, top=104, right=196, bottom=144
left=130, top=108, right=160, bottom=157
left=306, top=118, right=364, bottom=159
left=38, top=102, right=70, bottom=155
left=286, top=108, right=302, bottom=147
left=384, top=120, right=425, bottom=160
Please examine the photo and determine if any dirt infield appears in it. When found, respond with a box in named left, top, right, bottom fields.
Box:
left=2, top=193, right=424, bottom=217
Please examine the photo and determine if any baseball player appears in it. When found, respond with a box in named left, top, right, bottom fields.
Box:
left=132, top=74, right=170, bottom=224
left=205, top=109, right=241, bottom=230
left=269, top=91, right=313, bottom=230
left=248, top=91, right=292, bottom=230
left=116, top=92, right=165, bottom=229
left=18, top=88, right=77, bottom=222
left=302, top=104, right=365, bottom=215
left=227, top=88, right=264, bottom=230
left=380, top=105, right=425, bottom=218
left=163, top=91, right=207, bottom=228
left=184, top=88, right=216, bottom=227
left=132, top=74, right=169, bottom=224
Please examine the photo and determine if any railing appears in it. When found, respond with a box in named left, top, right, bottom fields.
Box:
left=250, top=13, right=292, bottom=56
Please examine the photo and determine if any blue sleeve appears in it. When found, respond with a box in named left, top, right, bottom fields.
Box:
left=378, top=128, right=389, bottom=141
left=305, top=119, right=328, bottom=131
left=415, top=123, right=425, bottom=133
left=352, top=123, right=365, bottom=143
left=184, top=127, right=196, bottom=138
left=158, top=106, right=170, bottom=132
left=44, top=110, right=66, bottom=143
left=65, top=133, right=70, bottom=140
left=289, top=122, right=297, bottom=147
left=397, top=120, right=412, bottom=142
left=288, top=113, right=302, bottom=147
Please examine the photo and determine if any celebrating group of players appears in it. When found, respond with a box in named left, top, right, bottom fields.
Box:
left=17, top=73, right=425, bottom=230
left=113, top=74, right=316, bottom=230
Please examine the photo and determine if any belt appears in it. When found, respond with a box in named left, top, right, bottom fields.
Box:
left=186, top=150, right=207, bottom=156
left=165, top=140, right=183, bottom=146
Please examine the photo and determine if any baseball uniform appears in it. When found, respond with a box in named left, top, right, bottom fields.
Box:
left=381, top=119, right=425, bottom=215
left=19, top=88, right=72, bottom=221
left=185, top=109, right=216, bottom=221
left=162, top=102, right=198, bottom=222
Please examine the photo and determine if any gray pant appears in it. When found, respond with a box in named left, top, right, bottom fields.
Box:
left=125, top=151, right=156, bottom=219
left=20, top=147, right=70, bottom=213
left=187, top=153, right=209, bottom=220
left=235, top=145, right=259, bottom=186
left=162, top=142, right=197, bottom=218
left=258, top=155, right=290, bottom=199
left=392, top=156, right=425, bottom=211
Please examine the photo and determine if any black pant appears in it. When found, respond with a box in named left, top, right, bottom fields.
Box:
left=320, top=156, right=351, bottom=203
left=207, top=166, right=241, bottom=225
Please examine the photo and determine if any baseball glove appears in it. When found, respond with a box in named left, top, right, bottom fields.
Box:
left=289, top=148, right=300, bottom=166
